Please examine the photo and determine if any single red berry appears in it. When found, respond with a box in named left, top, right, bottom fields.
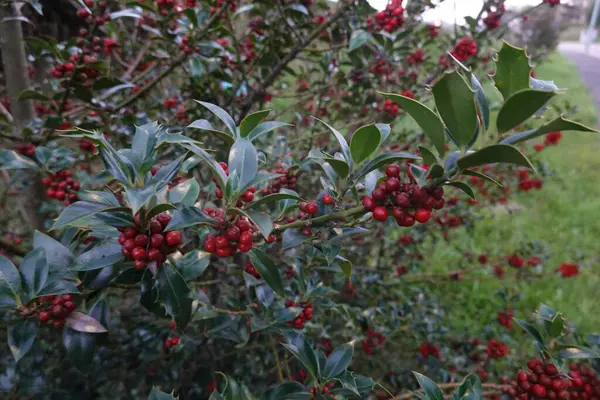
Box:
left=76, top=8, right=90, bottom=18
left=237, top=220, right=251, bottom=232
left=395, top=192, right=411, bottom=207
left=241, top=191, right=254, bottom=202
left=306, top=203, right=318, bottom=215
left=55, top=190, right=66, bottom=200
left=531, top=384, right=546, bottom=398
left=385, top=177, right=401, bottom=192
left=518, top=372, right=529, bottom=382
left=118, top=233, right=127, bottom=245
left=62, top=294, right=72, bottom=302
left=64, top=301, right=76, bottom=311
left=362, top=196, right=375, bottom=210
left=239, top=231, right=253, bottom=246
left=170, top=337, right=180, bottom=345
left=169, top=320, right=176, bottom=330
left=52, top=305, right=67, bottom=318
left=150, top=233, right=164, bottom=248
left=156, top=213, right=171, bottom=228
left=147, top=248, right=162, bottom=262
left=204, top=238, right=216, bottom=253
left=545, top=364, right=559, bottom=376
left=414, top=209, right=431, bottom=223
left=123, top=227, right=138, bottom=239
left=266, top=234, right=276, bottom=243
left=322, top=194, right=334, bottom=205
left=134, top=234, right=148, bottom=247
left=134, top=260, right=147, bottom=271
left=131, top=247, right=147, bottom=261
left=150, top=220, right=163, bottom=233
left=53, top=319, right=65, bottom=329
left=372, top=188, right=386, bottom=201
left=165, top=231, right=182, bottom=247
left=215, top=236, right=229, bottom=249
left=385, top=164, right=401, bottom=178
left=226, top=226, right=241, bottom=241
left=373, top=206, right=388, bottom=222
left=122, top=248, right=132, bottom=259
left=216, top=247, right=231, bottom=257
left=39, top=311, right=51, bottom=322
left=123, top=239, right=136, bottom=252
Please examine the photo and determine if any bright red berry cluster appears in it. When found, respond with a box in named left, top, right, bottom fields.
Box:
left=361, top=329, right=385, bottom=354
left=285, top=300, right=313, bottom=330
left=545, top=131, right=562, bottom=146
left=557, top=262, right=579, bottom=278
left=42, top=170, right=80, bottom=204
left=368, top=0, right=405, bottom=33
left=451, top=38, right=478, bottom=61
left=486, top=339, right=508, bottom=359
left=420, top=343, right=440, bottom=358
left=503, top=360, right=599, bottom=399
left=361, top=164, right=445, bottom=226
left=78, top=138, right=97, bottom=153
left=16, top=143, right=36, bottom=157
left=483, top=2, right=506, bottom=30
left=262, top=163, right=297, bottom=194
left=498, top=309, right=514, bottom=328
left=163, top=336, right=180, bottom=348
left=517, top=169, right=543, bottom=192
left=309, top=383, right=335, bottom=398
left=203, top=211, right=263, bottom=256
left=243, top=261, right=261, bottom=279
left=37, top=294, right=76, bottom=329
left=118, top=213, right=182, bottom=270
left=407, top=49, right=425, bottom=65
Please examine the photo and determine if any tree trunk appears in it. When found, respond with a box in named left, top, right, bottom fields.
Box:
left=0, top=0, right=45, bottom=231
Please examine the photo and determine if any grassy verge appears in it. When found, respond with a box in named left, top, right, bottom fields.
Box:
left=422, top=52, right=600, bottom=333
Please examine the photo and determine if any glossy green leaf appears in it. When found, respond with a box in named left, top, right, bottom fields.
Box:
left=195, top=100, right=237, bottom=136
left=558, top=346, right=600, bottom=359
left=240, top=110, right=270, bottom=138
left=248, top=249, right=284, bottom=296
left=19, top=248, right=48, bottom=298
left=496, top=89, right=555, bottom=134
left=324, top=343, right=354, bottom=378
left=168, top=178, right=200, bottom=206
left=165, top=206, right=219, bottom=231
left=382, top=92, right=446, bottom=156
left=414, top=372, right=444, bottom=400
left=247, top=192, right=303, bottom=209
left=471, top=74, right=490, bottom=130
left=51, top=202, right=128, bottom=230
left=63, top=328, right=95, bottom=372
left=146, top=203, right=177, bottom=221
left=247, top=121, right=291, bottom=142
left=0, top=150, right=40, bottom=170
left=156, top=265, right=192, bottom=329
left=148, top=388, right=178, bottom=400
left=73, top=84, right=93, bottom=102
left=183, top=143, right=228, bottom=189
left=282, top=229, right=312, bottom=250
left=263, top=382, right=311, bottom=400
left=324, top=158, right=350, bottom=179
left=350, top=124, right=381, bottom=165
left=354, top=152, right=421, bottom=181
left=131, top=121, right=158, bottom=167
left=33, top=231, right=73, bottom=271
left=335, top=255, right=352, bottom=280
left=418, top=146, right=438, bottom=166
left=124, top=185, right=159, bottom=215
left=73, top=242, right=124, bottom=271
left=446, top=182, right=475, bottom=199
left=432, top=71, right=478, bottom=148
left=18, top=89, right=52, bottom=102
left=461, top=169, right=503, bottom=188
left=228, top=139, right=258, bottom=189
left=514, top=318, right=546, bottom=347
left=177, top=250, right=210, bottom=281
left=501, top=116, right=599, bottom=145
left=247, top=211, right=273, bottom=239
left=312, top=117, right=353, bottom=169
left=188, top=119, right=235, bottom=146
left=8, top=318, right=38, bottom=362
left=282, top=335, right=320, bottom=380
left=349, top=29, right=372, bottom=51
left=493, top=42, right=532, bottom=100
left=457, top=144, right=534, bottom=170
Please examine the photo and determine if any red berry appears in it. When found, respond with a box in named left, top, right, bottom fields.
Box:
left=216, top=247, right=231, bottom=257
left=150, top=220, right=163, bottom=233
left=373, top=206, right=388, bottom=222
left=385, top=164, right=401, bottom=178
left=170, top=337, right=180, bottom=345
left=76, top=8, right=90, bottom=18
left=385, top=177, right=401, bottom=192
left=52, top=305, right=67, bottom=318
left=362, top=196, right=375, bottom=210
left=39, top=311, right=51, bottom=322
left=150, top=233, right=164, bottom=248
left=237, top=220, right=251, bottom=232
left=322, top=194, right=334, bottom=205
left=123, top=239, right=136, bottom=252
left=54, top=319, right=65, bottom=329
left=531, top=384, right=546, bottom=398
left=239, top=231, right=253, bottom=246
left=545, top=364, right=559, bottom=376
left=306, top=203, right=318, bottom=215
left=215, top=236, right=229, bottom=249
left=134, top=234, right=148, bottom=247
left=414, top=209, right=431, bottom=223
left=165, top=231, right=182, bottom=247
left=241, top=191, right=254, bottom=202
left=169, top=321, right=176, bottom=330
left=64, top=301, right=76, bottom=311
left=266, top=234, right=276, bottom=243
left=147, top=248, right=162, bottom=262
left=395, top=192, right=411, bottom=207
left=134, top=260, right=147, bottom=271
left=204, top=238, right=216, bottom=253
left=131, top=247, right=146, bottom=261
left=156, top=213, right=171, bottom=228
left=518, top=372, right=529, bottom=381
left=122, top=248, right=131, bottom=259
left=372, top=188, right=386, bottom=201
left=226, top=226, right=241, bottom=241
left=123, top=227, right=138, bottom=239
left=55, top=190, right=66, bottom=200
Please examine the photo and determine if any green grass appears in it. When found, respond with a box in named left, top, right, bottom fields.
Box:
left=422, top=52, right=600, bottom=333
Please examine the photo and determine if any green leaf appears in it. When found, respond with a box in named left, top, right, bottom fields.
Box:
left=146, top=203, right=177, bottom=221
left=195, top=100, right=237, bottom=137
left=414, top=372, right=444, bottom=400
left=324, top=158, right=350, bottom=180
left=324, top=343, right=354, bottom=378
left=92, top=77, right=124, bottom=90
left=418, top=146, right=438, bottom=166
left=188, top=119, right=235, bottom=146
left=247, top=211, right=273, bottom=239
left=558, top=346, right=600, bottom=359
left=228, top=139, right=258, bottom=189
left=8, top=319, right=38, bottom=362
left=0, top=150, right=40, bottom=171
left=514, top=318, right=545, bottom=347
left=183, top=7, right=197, bottom=25
left=282, top=229, right=312, bottom=250
left=427, top=164, right=445, bottom=180
left=457, top=144, right=534, bottom=170
left=73, top=242, right=124, bottom=271
left=492, top=42, right=532, bottom=100
left=51, top=202, right=128, bottom=230
left=182, top=143, right=228, bottom=189
left=530, top=77, right=560, bottom=92
left=496, top=89, right=555, bottom=134
left=19, top=248, right=48, bottom=298
left=354, top=152, right=421, bottom=181
left=264, top=382, right=311, bottom=400
left=446, top=182, right=475, bottom=199
left=110, top=8, right=142, bottom=19
left=247, top=193, right=303, bottom=210
left=247, top=121, right=291, bottom=142
left=382, top=92, right=446, bottom=156
left=124, top=185, right=160, bottom=215
left=453, top=374, right=482, bottom=400
left=349, top=29, right=372, bottom=51
left=177, top=250, right=210, bottom=281
left=500, top=116, right=599, bottom=145
left=335, top=255, right=352, bottom=280
left=63, top=328, right=95, bottom=372
left=548, top=314, right=565, bottom=338
left=168, top=179, right=200, bottom=206
left=432, top=71, right=478, bottom=148
left=349, top=124, right=381, bottom=165
left=156, top=265, right=192, bottom=329
left=312, top=117, right=353, bottom=169
left=65, top=312, right=108, bottom=333
left=33, top=231, right=73, bottom=271
left=149, top=388, right=178, bottom=400
left=248, top=249, right=284, bottom=296
left=282, top=335, right=321, bottom=380
left=461, top=169, right=503, bottom=188
left=240, top=110, right=270, bottom=138
left=73, top=84, right=93, bottom=102
left=18, top=89, right=52, bottom=102
left=131, top=121, right=158, bottom=167
left=165, top=206, right=219, bottom=231
left=471, top=74, right=490, bottom=130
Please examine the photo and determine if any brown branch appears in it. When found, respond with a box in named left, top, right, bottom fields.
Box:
left=122, top=41, right=151, bottom=80
left=196, top=300, right=251, bottom=316
left=236, top=1, right=353, bottom=122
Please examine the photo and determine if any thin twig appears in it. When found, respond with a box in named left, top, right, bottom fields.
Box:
left=122, top=41, right=151, bottom=80
left=276, top=206, right=365, bottom=231
left=269, top=335, right=285, bottom=383
left=0, top=101, right=13, bottom=123
left=197, top=300, right=251, bottom=316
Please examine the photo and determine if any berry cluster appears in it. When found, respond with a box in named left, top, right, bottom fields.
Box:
left=517, top=169, right=543, bottom=192
left=163, top=96, right=179, bottom=109
left=361, top=164, right=445, bottom=226
left=243, top=261, right=261, bottom=279
left=426, top=24, right=440, bottom=38
left=368, top=0, right=405, bottom=33
left=420, top=343, right=440, bottom=358
left=383, top=99, right=400, bottom=117
left=451, top=38, right=478, bottom=61
left=42, top=170, right=80, bottom=204
left=341, top=282, right=357, bottom=297
left=118, top=213, right=182, bottom=270
left=285, top=300, right=313, bottom=330
left=557, top=262, right=579, bottom=278
left=503, top=360, right=600, bottom=399
left=407, top=49, right=425, bottom=65
left=486, top=339, right=508, bottom=359
left=203, top=212, right=267, bottom=257
left=163, top=336, right=180, bottom=348
left=16, top=143, right=36, bottom=157
left=498, top=309, right=514, bottom=328
left=261, top=163, right=297, bottom=194
left=361, top=329, right=385, bottom=354
left=78, top=138, right=97, bottom=153
left=308, top=383, right=335, bottom=398
left=37, top=294, right=76, bottom=329
left=483, top=2, right=506, bottom=30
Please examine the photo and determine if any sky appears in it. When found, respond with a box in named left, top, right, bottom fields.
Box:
left=366, top=0, right=542, bottom=24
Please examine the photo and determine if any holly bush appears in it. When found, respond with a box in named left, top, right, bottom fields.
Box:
left=0, top=0, right=599, bottom=399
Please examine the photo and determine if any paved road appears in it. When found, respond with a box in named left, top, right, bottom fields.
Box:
left=558, top=43, right=600, bottom=111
